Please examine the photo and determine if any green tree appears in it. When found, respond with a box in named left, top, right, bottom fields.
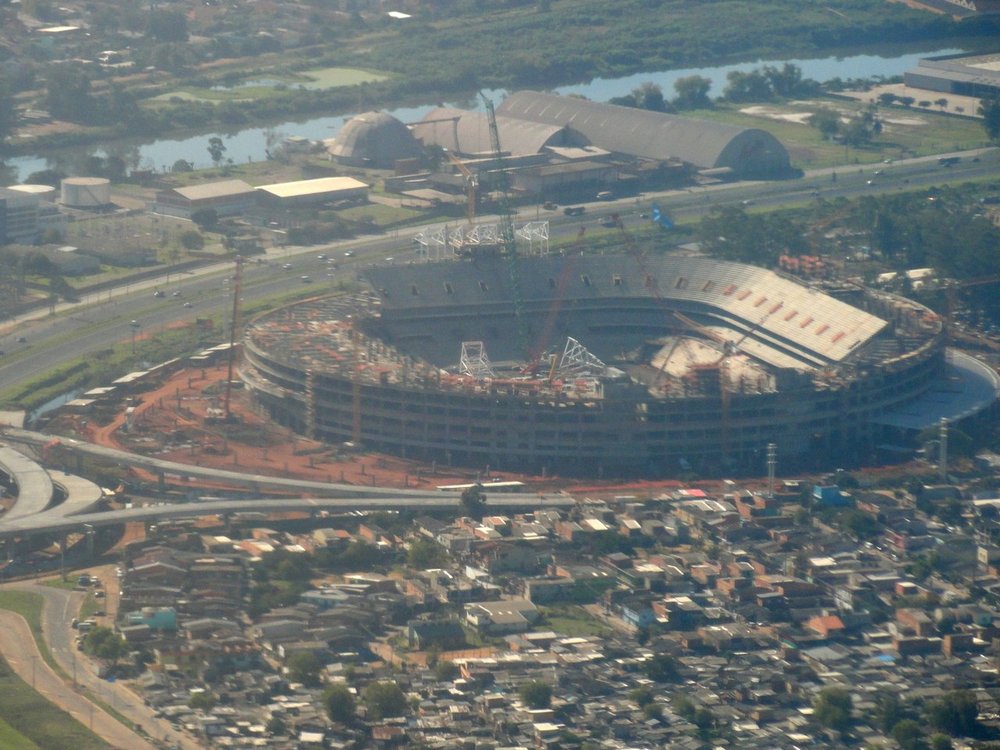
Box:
left=45, top=64, right=94, bottom=122
left=266, top=716, right=287, bottom=736
left=813, top=686, right=853, bottom=733
left=172, top=159, right=193, bottom=173
left=673, top=694, right=696, bottom=720
left=83, top=626, right=126, bottom=663
left=434, top=660, right=459, bottom=682
left=930, top=734, right=953, bottom=750
left=25, top=169, right=66, bottom=188
left=519, top=680, right=552, bottom=709
left=925, top=690, right=978, bottom=737
left=146, top=9, right=188, bottom=42
left=980, top=98, right=1000, bottom=143
left=207, top=137, right=227, bottom=168
left=673, top=75, right=712, bottom=110
left=723, top=69, right=772, bottom=102
left=632, top=82, right=667, bottom=112
left=809, top=108, right=841, bottom=140
left=407, top=538, right=447, bottom=569
left=644, top=653, right=680, bottom=682
left=322, top=684, right=356, bottom=723
left=180, top=230, right=204, bottom=251
left=189, top=691, right=217, bottom=711
left=630, top=686, right=654, bottom=707
left=892, top=719, right=927, bottom=750
left=362, top=681, right=407, bottom=720
left=286, top=651, right=322, bottom=687
left=191, top=208, right=219, bottom=229
left=460, top=484, right=485, bottom=517
left=873, top=691, right=904, bottom=733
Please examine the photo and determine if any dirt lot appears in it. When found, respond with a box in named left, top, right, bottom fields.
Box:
left=80, top=362, right=527, bottom=492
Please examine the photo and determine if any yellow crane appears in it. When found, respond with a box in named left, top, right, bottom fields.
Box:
left=444, top=149, right=478, bottom=224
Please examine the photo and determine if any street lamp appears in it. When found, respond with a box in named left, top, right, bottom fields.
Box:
left=129, top=319, right=141, bottom=354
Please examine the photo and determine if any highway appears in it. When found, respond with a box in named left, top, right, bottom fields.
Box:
left=1, top=148, right=996, bottom=400
left=0, top=428, right=574, bottom=537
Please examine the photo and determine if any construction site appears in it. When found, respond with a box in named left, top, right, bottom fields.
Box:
left=237, top=249, right=949, bottom=478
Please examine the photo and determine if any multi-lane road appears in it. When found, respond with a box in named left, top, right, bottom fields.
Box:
left=1, top=149, right=996, bottom=400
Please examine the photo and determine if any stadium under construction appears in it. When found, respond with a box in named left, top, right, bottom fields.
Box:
left=238, top=251, right=999, bottom=478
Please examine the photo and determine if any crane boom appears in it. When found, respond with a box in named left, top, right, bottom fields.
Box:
left=481, top=92, right=528, bottom=356
left=444, top=149, right=477, bottom=224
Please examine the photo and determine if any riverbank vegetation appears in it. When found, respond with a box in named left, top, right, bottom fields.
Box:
left=2, top=0, right=999, bottom=153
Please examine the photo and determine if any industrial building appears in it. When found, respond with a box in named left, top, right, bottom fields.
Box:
left=151, top=179, right=258, bottom=220
left=495, top=91, right=791, bottom=178
left=326, top=111, right=423, bottom=168
left=904, top=52, right=1000, bottom=100
left=238, top=254, right=985, bottom=477
left=256, top=176, right=369, bottom=207
left=0, top=188, right=40, bottom=244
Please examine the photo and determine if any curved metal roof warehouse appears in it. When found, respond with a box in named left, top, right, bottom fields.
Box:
left=496, top=90, right=791, bottom=178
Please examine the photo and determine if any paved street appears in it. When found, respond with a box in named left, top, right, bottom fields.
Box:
left=0, top=603, right=158, bottom=750
left=31, top=577, right=204, bottom=750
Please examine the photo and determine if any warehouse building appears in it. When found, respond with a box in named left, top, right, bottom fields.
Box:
left=326, top=111, right=423, bottom=168
left=411, top=106, right=578, bottom=158
left=904, top=52, right=1000, bottom=100
left=496, top=91, right=791, bottom=178
left=151, top=179, right=258, bottom=220
left=256, top=176, right=369, bottom=207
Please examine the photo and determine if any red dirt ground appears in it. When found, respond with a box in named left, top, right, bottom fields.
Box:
left=69, top=360, right=938, bottom=498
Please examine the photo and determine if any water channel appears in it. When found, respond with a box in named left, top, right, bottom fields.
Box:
left=5, top=45, right=965, bottom=183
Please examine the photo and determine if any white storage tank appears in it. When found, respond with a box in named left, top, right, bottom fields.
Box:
left=8, top=183, right=58, bottom=201
left=60, top=177, right=111, bottom=208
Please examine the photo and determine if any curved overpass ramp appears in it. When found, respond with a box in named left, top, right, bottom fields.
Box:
left=0, top=427, right=468, bottom=500
left=0, top=428, right=575, bottom=539
left=0, top=445, right=54, bottom=522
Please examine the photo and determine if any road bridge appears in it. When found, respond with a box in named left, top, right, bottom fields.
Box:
left=0, top=428, right=575, bottom=540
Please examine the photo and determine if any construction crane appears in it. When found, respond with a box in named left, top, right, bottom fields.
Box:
left=526, top=227, right=586, bottom=376
left=481, top=92, right=528, bottom=357
left=222, top=255, right=244, bottom=422
left=443, top=150, right=478, bottom=224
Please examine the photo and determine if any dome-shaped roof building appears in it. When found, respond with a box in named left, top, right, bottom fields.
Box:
left=326, top=111, right=423, bottom=168
left=497, top=90, right=791, bottom=178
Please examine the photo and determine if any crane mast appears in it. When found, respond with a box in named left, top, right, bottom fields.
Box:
left=223, top=255, right=244, bottom=422
left=481, top=92, right=528, bottom=356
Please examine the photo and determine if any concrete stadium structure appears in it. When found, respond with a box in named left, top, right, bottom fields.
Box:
left=239, top=255, right=965, bottom=477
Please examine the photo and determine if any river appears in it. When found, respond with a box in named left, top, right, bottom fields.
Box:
left=4, top=45, right=964, bottom=183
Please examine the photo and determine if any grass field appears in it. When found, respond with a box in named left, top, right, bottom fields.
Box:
left=151, top=66, right=391, bottom=104
left=0, top=592, right=111, bottom=750
left=0, top=658, right=110, bottom=750
left=540, top=605, right=614, bottom=638
left=0, top=720, right=42, bottom=750
left=686, top=98, right=990, bottom=170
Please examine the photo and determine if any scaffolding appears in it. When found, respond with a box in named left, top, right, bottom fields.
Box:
left=459, top=341, right=496, bottom=379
